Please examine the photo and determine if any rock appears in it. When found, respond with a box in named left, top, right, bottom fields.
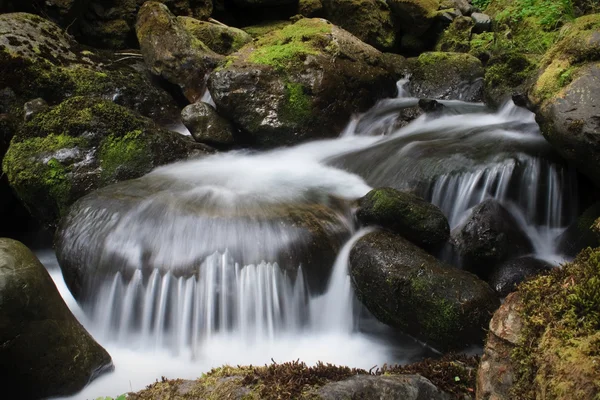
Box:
left=23, top=98, right=48, bottom=122
left=320, top=0, right=398, bottom=51
left=2, top=96, right=208, bottom=228
left=403, top=52, right=484, bottom=101
left=314, top=375, right=451, bottom=399
left=470, top=12, right=491, bottom=33
left=208, top=18, right=397, bottom=148
left=232, top=0, right=297, bottom=7
left=557, top=202, right=600, bottom=257
left=484, top=51, right=539, bottom=107
left=242, top=20, right=293, bottom=38
left=181, top=101, right=236, bottom=146
left=488, top=256, right=551, bottom=297
left=299, top=0, right=324, bottom=16
left=136, top=2, right=224, bottom=103
left=528, top=15, right=600, bottom=186
left=418, top=98, right=444, bottom=113
left=356, top=187, right=449, bottom=249
left=388, top=0, right=440, bottom=37
left=0, top=13, right=182, bottom=125
left=178, top=17, right=253, bottom=55
left=0, top=238, right=112, bottom=399
left=350, top=230, right=499, bottom=350
left=440, top=0, right=472, bottom=15
left=435, top=16, right=474, bottom=52
left=478, top=248, right=600, bottom=399
left=452, top=200, right=534, bottom=278
left=56, top=177, right=351, bottom=299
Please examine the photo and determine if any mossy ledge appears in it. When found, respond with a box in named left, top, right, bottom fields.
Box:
left=510, top=247, right=600, bottom=399
left=128, top=355, right=478, bottom=399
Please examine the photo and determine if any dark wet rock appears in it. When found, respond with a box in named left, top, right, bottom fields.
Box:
left=350, top=230, right=499, bottom=351
left=403, top=52, right=484, bottom=101
left=0, top=238, right=112, bottom=399
left=179, top=17, right=252, bottom=55
left=471, top=12, right=491, bottom=33
left=2, top=96, right=209, bottom=228
left=418, top=98, right=444, bottom=113
left=136, top=2, right=224, bottom=103
left=181, top=101, right=236, bottom=146
left=488, top=256, right=552, bottom=297
left=557, top=202, right=600, bottom=257
left=321, top=0, right=398, bottom=51
left=0, top=13, right=182, bottom=125
left=388, top=0, right=440, bottom=37
left=452, top=200, right=534, bottom=278
left=208, top=18, right=397, bottom=148
left=356, top=187, right=449, bottom=249
left=23, top=98, right=49, bottom=122
left=56, top=178, right=351, bottom=299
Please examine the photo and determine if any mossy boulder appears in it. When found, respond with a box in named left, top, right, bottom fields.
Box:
left=451, top=200, right=534, bottom=279
left=350, top=230, right=499, bottom=351
left=181, top=101, right=236, bottom=146
left=356, top=187, right=449, bottom=249
left=527, top=15, right=600, bottom=186
left=208, top=18, right=398, bottom=148
left=321, top=0, right=398, bottom=51
left=484, top=51, right=539, bottom=106
left=388, top=0, right=440, bottom=37
left=477, top=247, right=600, bottom=399
left=299, top=0, right=324, bottom=16
left=403, top=52, right=484, bottom=101
left=179, top=17, right=253, bottom=55
left=2, top=96, right=208, bottom=227
left=0, top=12, right=181, bottom=125
left=0, top=238, right=112, bottom=399
left=136, top=2, right=224, bottom=103
left=435, top=16, right=474, bottom=52
left=242, top=20, right=293, bottom=38
left=557, top=201, right=600, bottom=257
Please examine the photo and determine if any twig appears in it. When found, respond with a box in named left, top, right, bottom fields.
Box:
left=208, top=18, right=229, bottom=27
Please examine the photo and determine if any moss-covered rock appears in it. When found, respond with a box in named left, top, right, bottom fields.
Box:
left=435, top=16, right=474, bottom=52
left=2, top=96, right=207, bottom=227
left=136, top=2, right=224, bottom=103
left=477, top=247, right=600, bottom=399
left=321, top=0, right=398, bottom=51
left=403, top=51, right=484, bottom=101
left=179, top=17, right=253, bottom=55
left=557, top=202, right=600, bottom=257
left=299, top=0, right=325, bottom=16
left=451, top=200, right=534, bottom=279
left=350, top=230, right=499, bottom=351
left=388, top=0, right=440, bottom=37
left=242, top=20, right=293, bottom=38
left=0, top=238, right=112, bottom=399
left=208, top=18, right=397, bottom=148
left=356, top=187, right=450, bottom=249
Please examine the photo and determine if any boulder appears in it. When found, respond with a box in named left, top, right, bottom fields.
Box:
left=388, top=0, right=440, bottom=37
left=487, top=256, right=551, bottom=297
left=403, top=52, right=484, bottom=101
left=181, top=101, right=236, bottom=146
left=356, top=187, right=449, bottom=249
left=299, top=0, right=324, bottom=16
left=314, top=375, right=451, bottom=399
left=0, top=12, right=182, bottom=125
left=136, top=2, right=224, bottom=103
left=528, top=15, right=600, bottom=186
left=557, top=202, right=600, bottom=257
left=208, top=18, right=398, bottom=148
left=477, top=248, right=600, bottom=399
left=2, top=96, right=208, bottom=227
left=321, top=0, right=398, bottom=51
left=178, top=17, right=253, bottom=55
left=452, top=200, right=534, bottom=278
left=470, top=12, right=491, bottom=34
left=0, top=238, right=112, bottom=399
left=435, top=16, right=474, bottom=53
left=350, top=230, right=499, bottom=350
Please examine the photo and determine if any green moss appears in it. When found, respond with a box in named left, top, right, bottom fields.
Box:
left=242, top=21, right=293, bottom=38
left=435, top=17, right=474, bottom=53
left=281, top=83, right=312, bottom=124
left=99, top=130, right=152, bottom=183
left=510, top=247, right=600, bottom=399
left=247, top=20, right=332, bottom=70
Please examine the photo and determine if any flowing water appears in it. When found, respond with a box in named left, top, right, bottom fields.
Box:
left=43, top=82, right=579, bottom=399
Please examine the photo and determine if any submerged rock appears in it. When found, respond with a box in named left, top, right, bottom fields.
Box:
left=452, top=200, right=533, bottom=278
left=350, top=230, right=499, bottom=351
left=2, top=96, right=208, bottom=227
left=136, top=2, right=224, bottom=103
left=356, top=187, right=449, bottom=249
left=181, top=101, right=236, bottom=146
left=403, top=52, right=484, bottom=101
left=0, top=238, right=112, bottom=399
left=487, top=256, right=551, bottom=297
left=208, top=18, right=398, bottom=148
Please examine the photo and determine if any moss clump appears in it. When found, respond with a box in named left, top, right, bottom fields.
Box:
left=99, top=130, right=152, bottom=183
left=435, top=16, right=474, bottom=53
left=281, top=82, right=312, bottom=124
left=510, top=247, right=600, bottom=399
left=484, top=51, right=539, bottom=95
left=247, top=19, right=332, bottom=70
left=242, top=21, right=293, bottom=38
left=179, top=17, right=252, bottom=56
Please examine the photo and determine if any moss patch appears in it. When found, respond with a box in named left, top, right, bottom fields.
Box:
left=510, top=247, right=600, bottom=399
left=242, top=21, right=293, bottom=38
left=99, top=130, right=152, bottom=183
left=281, top=82, right=312, bottom=123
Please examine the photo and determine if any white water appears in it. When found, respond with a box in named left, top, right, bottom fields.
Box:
left=47, top=81, right=578, bottom=398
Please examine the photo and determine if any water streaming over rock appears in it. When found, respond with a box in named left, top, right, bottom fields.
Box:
left=47, top=81, right=580, bottom=399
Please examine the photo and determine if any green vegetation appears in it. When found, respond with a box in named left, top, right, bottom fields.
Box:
left=99, top=130, right=152, bottom=183
left=510, top=247, right=600, bottom=399
left=242, top=21, right=293, bottom=38
left=281, top=83, right=312, bottom=123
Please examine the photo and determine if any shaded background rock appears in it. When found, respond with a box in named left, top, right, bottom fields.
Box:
left=0, top=238, right=112, bottom=399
